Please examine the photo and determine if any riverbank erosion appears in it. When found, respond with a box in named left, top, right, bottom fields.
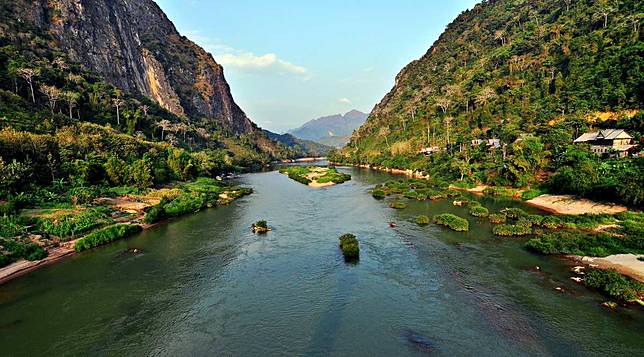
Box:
left=0, top=178, right=252, bottom=285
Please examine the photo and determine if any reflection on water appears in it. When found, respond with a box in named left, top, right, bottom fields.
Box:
left=0, top=168, right=642, bottom=356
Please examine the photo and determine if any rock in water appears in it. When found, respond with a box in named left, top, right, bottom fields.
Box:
left=402, top=329, right=435, bottom=353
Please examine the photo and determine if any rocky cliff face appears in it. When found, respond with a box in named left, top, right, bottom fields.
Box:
left=9, top=0, right=254, bottom=134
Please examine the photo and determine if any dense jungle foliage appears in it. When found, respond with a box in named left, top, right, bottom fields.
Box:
left=334, top=0, right=644, bottom=207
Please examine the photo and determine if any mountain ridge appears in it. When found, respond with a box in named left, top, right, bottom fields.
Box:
left=289, top=109, right=368, bottom=147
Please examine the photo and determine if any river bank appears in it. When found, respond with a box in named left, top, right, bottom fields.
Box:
left=567, top=254, right=644, bottom=283
left=0, top=179, right=251, bottom=285
left=336, top=162, right=631, bottom=216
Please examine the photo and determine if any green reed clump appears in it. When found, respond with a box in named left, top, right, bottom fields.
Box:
left=74, top=224, right=142, bottom=252
left=416, top=215, right=430, bottom=225
left=470, top=206, right=489, bottom=218
left=433, top=214, right=469, bottom=232
left=493, top=224, right=532, bottom=237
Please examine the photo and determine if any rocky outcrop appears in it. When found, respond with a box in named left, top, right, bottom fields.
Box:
left=8, top=0, right=254, bottom=134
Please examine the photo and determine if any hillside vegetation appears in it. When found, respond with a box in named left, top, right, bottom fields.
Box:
left=334, top=0, right=644, bottom=207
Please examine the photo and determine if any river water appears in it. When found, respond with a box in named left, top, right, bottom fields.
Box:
left=0, top=167, right=642, bottom=356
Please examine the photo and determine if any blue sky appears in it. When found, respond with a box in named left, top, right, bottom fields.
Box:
left=155, top=0, right=480, bottom=132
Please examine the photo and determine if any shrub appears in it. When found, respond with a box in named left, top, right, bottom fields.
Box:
left=527, top=214, right=544, bottom=226
left=163, top=193, right=205, bottom=217
left=317, top=168, right=351, bottom=184
left=493, top=224, right=532, bottom=237
left=470, top=206, right=489, bottom=218
left=483, top=187, right=520, bottom=197
left=389, top=201, right=407, bottom=209
left=23, top=243, right=47, bottom=261
left=0, top=215, right=28, bottom=238
left=74, top=224, right=142, bottom=252
left=416, top=215, right=430, bottom=225
left=542, top=215, right=564, bottom=229
left=584, top=269, right=644, bottom=302
left=339, top=233, right=359, bottom=261
left=252, top=220, right=270, bottom=233
left=433, top=213, right=469, bottom=232
left=404, top=190, right=419, bottom=199
left=371, top=189, right=386, bottom=199
left=0, top=238, right=48, bottom=267
left=489, top=213, right=507, bottom=224
left=501, top=208, right=529, bottom=219
left=521, top=188, right=544, bottom=200
left=143, top=198, right=169, bottom=224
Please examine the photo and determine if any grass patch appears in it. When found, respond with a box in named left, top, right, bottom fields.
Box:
left=500, top=208, right=529, bottom=219
left=371, top=189, right=386, bottom=199
left=389, top=201, right=407, bottom=209
left=489, top=213, right=507, bottom=224
left=416, top=215, right=430, bottom=225
left=525, top=230, right=644, bottom=257
left=433, top=213, right=469, bottom=232
left=493, top=224, right=533, bottom=237
left=470, top=206, right=489, bottom=218
left=74, top=224, right=142, bottom=252
left=584, top=269, right=644, bottom=302
left=280, top=166, right=350, bottom=186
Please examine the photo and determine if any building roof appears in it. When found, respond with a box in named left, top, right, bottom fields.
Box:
left=574, top=132, right=599, bottom=143
left=598, top=129, right=632, bottom=140
left=574, top=129, right=632, bottom=143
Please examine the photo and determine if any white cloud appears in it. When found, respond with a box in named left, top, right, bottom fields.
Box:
left=184, top=31, right=308, bottom=76
left=217, top=52, right=307, bottom=75
left=339, top=98, right=351, bottom=105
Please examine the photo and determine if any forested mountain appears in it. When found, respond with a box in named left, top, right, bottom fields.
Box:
left=264, top=130, right=333, bottom=157
left=335, top=0, right=644, bottom=207
left=289, top=110, right=368, bottom=147
left=0, top=0, right=303, bottom=196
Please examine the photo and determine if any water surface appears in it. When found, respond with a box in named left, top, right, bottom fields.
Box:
left=1, top=168, right=642, bottom=356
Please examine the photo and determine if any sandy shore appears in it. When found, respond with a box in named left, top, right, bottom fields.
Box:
left=567, top=254, right=644, bottom=283
left=527, top=194, right=627, bottom=215
left=309, top=181, right=335, bottom=188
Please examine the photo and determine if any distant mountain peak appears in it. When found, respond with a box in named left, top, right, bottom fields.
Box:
left=288, top=110, right=369, bottom=148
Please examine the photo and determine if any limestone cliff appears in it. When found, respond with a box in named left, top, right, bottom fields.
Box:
left=5, top=0, right=254, bottom=134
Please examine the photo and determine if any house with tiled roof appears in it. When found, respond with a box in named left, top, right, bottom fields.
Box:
left=573, top=129, right=637, bottom=158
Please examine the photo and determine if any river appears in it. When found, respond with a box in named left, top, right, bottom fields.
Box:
left=0, top=167, right=642, bottom=356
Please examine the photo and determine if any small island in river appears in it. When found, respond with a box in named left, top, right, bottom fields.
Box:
left=279, top=166, right=351, bottom=188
